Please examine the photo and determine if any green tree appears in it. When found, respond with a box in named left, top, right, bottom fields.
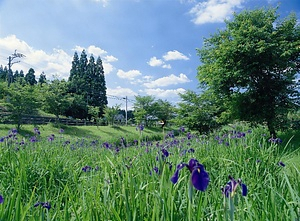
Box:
left=1, top=82, right=40, bottom=129
left=175, top=90, right=220, bottom=133
left=104, top=104, right=121, bottom=126
left=0, top=65, right=5, bottom=82
left=41, top=80, right=72, bottom=121
left=65, top=94, right=87, bottom=119
left=133, top=95, right=155, bottom=126
left=38, top=72, right=47, bottom=86
left=25, top=68, right=37, bottom=85
left=152, top=99, right=174, bottom=127
left=94, top=56, right=108, bottom=116
left=68, top=50, right=107, bottom=118
left=196, top=7, right=300, bottom=137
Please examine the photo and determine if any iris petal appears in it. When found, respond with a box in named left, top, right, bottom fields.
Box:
left=170, top=163, right=187, bottom=184
left=188, top=158, right=199, bottom=172
left=191, top=166, right=210, bottom=191
left=241, top=183, right=248, bottom=196
left=170, top=169, right=179, bottom=184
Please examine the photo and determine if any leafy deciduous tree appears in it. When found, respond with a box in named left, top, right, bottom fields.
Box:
left=196, top=7, right=300, bottom=136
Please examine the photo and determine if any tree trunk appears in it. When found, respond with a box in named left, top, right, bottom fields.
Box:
left=267, top=121, right=277, bottom=138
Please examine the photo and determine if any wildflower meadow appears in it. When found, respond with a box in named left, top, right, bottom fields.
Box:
left=0, top=123, right=299, bottom=220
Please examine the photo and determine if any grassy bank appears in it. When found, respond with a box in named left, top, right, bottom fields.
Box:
left=0, top=123, right=169, bottom=144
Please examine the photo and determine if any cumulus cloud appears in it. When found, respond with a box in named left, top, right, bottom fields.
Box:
left=162, top=50, right=189, bottom=61
left=143, top=73, right=191, bottom=88
left=117, top=69, right=142, bottom=80
left=73, top=45, right=107, bottom=57
left=144, top=88, right=186, bottom=98
left=104, top=55, right=118, bottom=62
left=0, top=35, right=72, bottom=79
left=148, top=56, right=164, bottom=67
left=0, top=35, right=117, bottom=80
left=189, top=0, right=244, bottom=25
left=147, top=56, right=171, bottom=69
left=148, top=50, right=188, bottom=69
left=107, top=86, right=137, bottom=97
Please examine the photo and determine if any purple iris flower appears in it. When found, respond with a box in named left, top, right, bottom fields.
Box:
left=82, top=166, right=92, bottom=172
left=34, top=202, right=51, bottom=210
left=221, top=175, right=248, bottom=198
left=278, top=161, right=285, bottom=167
left=29, top=136, right=38, bottom=143
left=33, top=128, right=40, bottom=135
left=268, top=137, right=282, bottom=144
left=136, top=124, right=144, bottom=131
left=48, top=134, right=55, bottom=142
left=170, top=158, right=210, bottom=191
left=0, top=195, right=4, bottom=204
left=161, top=148, right=169, bottom=158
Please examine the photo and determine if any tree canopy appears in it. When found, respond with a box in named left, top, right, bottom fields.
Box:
left=197, top=7, right=300, bottom=136
left=68, top=50, right=108, bottom=118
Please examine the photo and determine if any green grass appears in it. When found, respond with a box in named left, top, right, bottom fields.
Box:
left=0, top=122, right=299, bottom=220
left=0, top=123, right=169, bottom=144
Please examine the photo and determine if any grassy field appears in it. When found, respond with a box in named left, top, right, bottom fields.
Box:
left=0, top=122, right=299, bottom=220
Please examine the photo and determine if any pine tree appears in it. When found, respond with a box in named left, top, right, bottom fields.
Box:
left=95, top=56, right=108, bottom=116
left=38, top=72, right=47, bottom=86
left=25, top=68, right=37, bottom=85
left=68, top=50, right=108, bottom=118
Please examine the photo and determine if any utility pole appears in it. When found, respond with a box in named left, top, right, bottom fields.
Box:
left=123, top=96, right=128, bottom=126
left=7, top=50, right=25, bottom=86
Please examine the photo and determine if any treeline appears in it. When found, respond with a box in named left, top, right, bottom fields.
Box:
left=0, top=50, right=108, bottom=129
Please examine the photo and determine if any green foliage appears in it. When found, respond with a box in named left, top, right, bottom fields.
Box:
left=197, top=7, right=300, bottom=136
left=175, top=90, right=220, bottom=133
left=25, top=68, right=37, bottom=86
left=134, top=95, right=155, bottom=125
left=134, top=96, right=175, bottom=126
left=41, top=79, right=72, bottom=120
left=38, top=72, right=47, bottom=86
left=0, top=82, right=40, bottom=129
left=104, top=104, right=121, bottom=125
left=64, top=94, right=88, bottom=119
left=68, top=50, right=108, bottom=118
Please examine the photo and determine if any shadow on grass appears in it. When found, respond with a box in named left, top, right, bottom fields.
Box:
left=279, top=129, right=300, bottom=152
left=60, top=127, right=100, bottom=139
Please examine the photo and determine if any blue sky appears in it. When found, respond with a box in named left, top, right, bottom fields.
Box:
left=0, top=0, right=299, bottom=109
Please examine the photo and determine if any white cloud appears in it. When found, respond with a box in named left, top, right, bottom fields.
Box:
left=147, top=56, right=171, bottom=69
left=144, top=88, right=186, bottom=98
left=104, top=55, right=118, bottom=62
left=107, top=86, right=137, bottom=97
left=73, top=45, right=107, bottom=57
left=117, top=69, right=142, bottom=80
left=87, top=45, right=107, bottom=56
left=162, top=64, right=171, bottom=69
left=162, top=50, right=189, bottom=61
left=103, top=63, right=114, bottom=75
left=0, top=35, right=72, bottom=79
left=189, top=0, right=244, bottom=25
left=148, top=56, right=164, bottom=67
left=0, top=35, right=116, bottom=80
left=143, top=73, right=191, bottom=88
